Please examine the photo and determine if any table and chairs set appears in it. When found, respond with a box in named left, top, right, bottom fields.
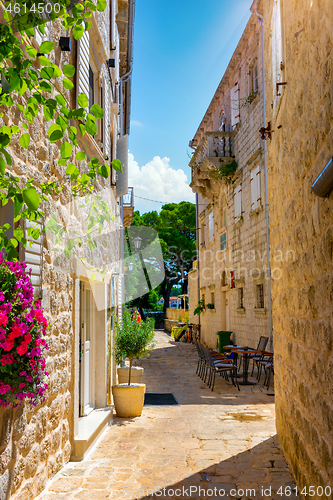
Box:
left=194, top=335, right=274, bottom=392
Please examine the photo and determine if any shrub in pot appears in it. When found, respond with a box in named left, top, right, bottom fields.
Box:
left=112, top=310, right=155, bottom=417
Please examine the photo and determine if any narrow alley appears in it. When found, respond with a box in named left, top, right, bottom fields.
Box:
left=37, top=332, right=297, bottom=500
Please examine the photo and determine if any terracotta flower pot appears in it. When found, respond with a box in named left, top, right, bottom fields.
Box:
left=117, top=366, right=144, bottom=384
left=112, top=383, right=146, bottom=418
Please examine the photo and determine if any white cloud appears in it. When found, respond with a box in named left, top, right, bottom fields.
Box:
left=130, top=120, right=144, bottom=127
left=128, top=152, right=195, bottom=214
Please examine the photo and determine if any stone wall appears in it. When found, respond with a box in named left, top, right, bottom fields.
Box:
left=263, top=0, right=333, bottom=495
left=190, top=15, right=270, bottom=350
left=0, top=5, right=120, bottom=499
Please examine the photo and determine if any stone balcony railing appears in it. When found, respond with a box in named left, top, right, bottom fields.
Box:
left=189, top=131, right=235, bottom=180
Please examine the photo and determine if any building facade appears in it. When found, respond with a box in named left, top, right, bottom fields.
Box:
left=260, top=0, right=333, bottom=494
left=0, top=1, right=134, bottom=498
left=189, top=13, right=271, bottom=350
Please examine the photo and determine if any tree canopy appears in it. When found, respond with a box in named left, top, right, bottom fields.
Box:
left=130, top=201, right=196, bottom=313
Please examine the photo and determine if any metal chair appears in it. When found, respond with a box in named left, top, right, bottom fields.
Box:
left=201, top=344, right=239, bottom=392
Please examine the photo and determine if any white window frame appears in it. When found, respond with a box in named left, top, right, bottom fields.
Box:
left=208, top=212, right=214, bottom=242
left=234, top=184, right=242, bottom=219
left=272, top=0, right=285, bottom=113
left=250, top=166, right=261, bottom=210
left=231, top=83, right=240, bottom=128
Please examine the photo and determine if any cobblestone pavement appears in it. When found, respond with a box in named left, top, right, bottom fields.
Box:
left=37, top=331, right=298, bottom=500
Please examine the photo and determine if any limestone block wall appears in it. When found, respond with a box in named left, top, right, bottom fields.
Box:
left=263, top=0, right=333, bottom=495
left=0, top=8, right=119, bottom=500
left=190, top=15, right=270, bottom=350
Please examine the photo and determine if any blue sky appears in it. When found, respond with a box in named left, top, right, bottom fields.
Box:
left=128, top=0, right=252, bottom=214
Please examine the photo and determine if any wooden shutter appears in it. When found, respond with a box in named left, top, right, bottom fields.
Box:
left=102, top=75, right=111, bottom=159
left=23, top=220, right=44, bottom=298
left=116, top=135, right=128, bottom=197
left=208, top=212, right=214, bottom=241
left=231, top=83, right=240, bottom=128
left=77, top=30, right=90, bottom=108
left=234, top=185, right=242, bottom=218
left=250, top=169, right=257, bottom=209
left=272, top=0, right=284, bottom=110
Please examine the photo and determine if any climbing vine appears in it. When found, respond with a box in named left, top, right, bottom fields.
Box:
left=0, top=0, right=122, bottom=261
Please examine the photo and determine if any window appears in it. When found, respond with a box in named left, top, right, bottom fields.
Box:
left=89, top=65, right=94, bottom=109
left=251, top=64, right=258, bottom=93
left=220, top=232, right=227, bottom=251
left=231, top=83, right=240, bottom=128
left=200, top=220, right=205, bottom=247
left=202, top=294, right=205, bottom=305
left=238, top=288, right=244, bottom=308
left=221, top=271, right=227, bottom=287
left=208, top=212, right=214, bottom=242
left=272, top=0, right=284, bottom=112
left=211, top=292, right=215, bottom=308
left=223, top=208, right=227, bottom=227
left=234, top=185, right=242, bottom=219
left=219, top=111, right=226, bottom=132
left=257, top=284, right=264, bottom=308
left=250, top=166, right=261, bottom=210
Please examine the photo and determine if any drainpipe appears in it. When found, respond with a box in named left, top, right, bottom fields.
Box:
left=195, top=192, right=201, bottom=338
left=251, top=1, right=273, bottom=351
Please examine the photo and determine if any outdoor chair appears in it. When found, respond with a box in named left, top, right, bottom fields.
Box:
left=201, top=344, right=239, bottom=392
left=257, top=352, right=274, bottom=388
left=245, top=336, right=269, bottom=376
left=194, top=340, right=205, bottom=378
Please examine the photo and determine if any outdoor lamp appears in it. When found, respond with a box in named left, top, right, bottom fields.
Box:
left=128, top=261, right=133, bottom=272
left=133, top=236, right=142, bottom=250
left=59, top=37, right=71, bottom=52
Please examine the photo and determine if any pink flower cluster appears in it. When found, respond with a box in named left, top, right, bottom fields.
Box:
left=0, top=256, right=49, bottom=408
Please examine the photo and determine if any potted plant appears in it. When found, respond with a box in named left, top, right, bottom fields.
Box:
left=193, top=299, right=205, bottom=316
left=112, top=310, right=155, bottom=417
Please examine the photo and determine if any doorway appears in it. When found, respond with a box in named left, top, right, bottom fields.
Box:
left=79, top=281, right=95, bottom=416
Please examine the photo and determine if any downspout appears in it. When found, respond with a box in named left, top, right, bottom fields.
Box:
left=251, top=1, right=274, bottom=351
left=195, top=192, right=201, bottom=339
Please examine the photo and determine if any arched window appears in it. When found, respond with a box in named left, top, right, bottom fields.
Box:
left=219, top=111, right=226, bottom=132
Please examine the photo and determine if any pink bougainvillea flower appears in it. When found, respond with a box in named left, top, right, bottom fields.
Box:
left=1, top=354, right=15, bottom=366
left=16, top=342, right=28, bottom=356
left=0, top=291, right=5, bottom=302
left=18, top=383, right=25, bottom=389
left=19, top=371, right=27, bottom=377
left=0, top=312, right=8, bottom=327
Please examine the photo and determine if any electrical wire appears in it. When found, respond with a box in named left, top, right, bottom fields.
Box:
left=134, top=194, right=210, bottom=206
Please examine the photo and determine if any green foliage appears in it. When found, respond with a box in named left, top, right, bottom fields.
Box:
left=194, top=299, right=205, bottom=316
left=131, top=202, right=197, bottom=309
left=0, top=0, right=124, bottom=262
left=113, top=310, right=155, bottom=385
left=216, top=160, right=238, bottom=184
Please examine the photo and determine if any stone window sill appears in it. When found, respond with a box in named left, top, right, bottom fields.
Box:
left=254, top=307, right=267, bottom=314
left=236, top=308, right=246, bottom=314
left=250, top=205, right=264, bottom=217
left=234, top=217, right=244, bottom=228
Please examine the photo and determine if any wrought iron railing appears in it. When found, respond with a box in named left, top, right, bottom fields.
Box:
left=123, top=187, right=134, bottom=207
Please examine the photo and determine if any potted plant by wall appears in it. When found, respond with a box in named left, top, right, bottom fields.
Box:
left=112, top=310, right=155, bottom=418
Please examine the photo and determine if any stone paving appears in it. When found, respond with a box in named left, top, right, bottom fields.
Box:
left=37, top=331, right=298, bottom=500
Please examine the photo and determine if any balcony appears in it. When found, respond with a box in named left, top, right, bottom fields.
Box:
left=189, top=131, right=235, bottom=197
left=123, top=187, right=134, bottom=227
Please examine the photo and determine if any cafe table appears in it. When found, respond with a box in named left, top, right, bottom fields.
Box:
left=229, top=347, right=259, bottom=385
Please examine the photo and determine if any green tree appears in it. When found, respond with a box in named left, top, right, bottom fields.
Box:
left=131, top=201, right=196, bottom=314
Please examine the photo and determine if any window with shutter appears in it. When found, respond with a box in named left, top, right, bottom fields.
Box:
left=230, top=83, right=240, bottom=128
left=77, top=30, right=90, bottom=109
left=251, top=166, right=261, bottom=210
left=272, top=0, right=284, bottom=112
left=208, top=212, right=214, bottom=242
left=24, top=220, right=44, bottom=298
left=234, top=185, right=242, bottom=219
left=102, top=75, right=111, bottom=158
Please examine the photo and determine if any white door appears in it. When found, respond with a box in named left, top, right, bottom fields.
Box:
left=80, top=282, right=94, bottom=416
left=226, top=294, right=230, bottom=331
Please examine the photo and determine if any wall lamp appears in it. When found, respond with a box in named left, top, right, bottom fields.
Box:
left=107, top=58, right=115, bottom=68
left=59, top=37, right=71, bottom=52
left=312, top=157, right=333, bottom=197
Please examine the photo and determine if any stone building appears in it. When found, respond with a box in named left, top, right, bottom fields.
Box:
left=189, top=13, right=271, bottom=350
left=0, top=1, right=134, bottom=498
left=257, top=0, right=333, bottom=494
